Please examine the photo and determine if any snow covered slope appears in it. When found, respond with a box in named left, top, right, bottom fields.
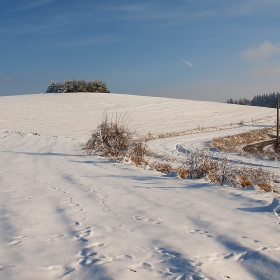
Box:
left=0, top=93, right=279, bottom=280
left=0, top=92, right=275, bottom=141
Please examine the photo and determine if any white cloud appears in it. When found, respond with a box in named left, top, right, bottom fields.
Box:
left=105, top=1, right=280, bottom=25
left=241, top=41, right=280, bottom=59
left=182, top=60, right=194, bottom=67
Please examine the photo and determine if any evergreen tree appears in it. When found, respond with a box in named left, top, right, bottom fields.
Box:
left=228, top=92, right=280, bottom=108
left=45, top=79, right=110, bottom=93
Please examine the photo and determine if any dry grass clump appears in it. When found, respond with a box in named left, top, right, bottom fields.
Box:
left=257, top=182, right=272, bottom=192
left=211, top=127, right=273, bottom=153
left=179, top=148, right=217, bottom=179
left=178, top=167, right=189, bottom=179
left=226, top=166, right=276, bottom=191
left=237, top=174, right=253, bottom=188
left=176, top=148, right=277, bottom=192
left=151, top=162, right=174, bottom=174
left=242, top=141, right=280, bottom=159
left=176, top=148, right=228, bottom=184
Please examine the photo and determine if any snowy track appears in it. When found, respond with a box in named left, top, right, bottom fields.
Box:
left=1, top=132, right=280, bottom=280
left=148, top=122, right=275, bottom=157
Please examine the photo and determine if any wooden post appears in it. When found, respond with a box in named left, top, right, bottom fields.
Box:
left=277, top=98, right=280, bottom=148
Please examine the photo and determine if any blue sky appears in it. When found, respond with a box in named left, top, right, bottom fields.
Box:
left=1, top=0, right=280, bottom=101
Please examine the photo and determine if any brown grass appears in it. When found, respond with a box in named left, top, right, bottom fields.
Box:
left=206, top=170, right=221, bottom=184
left=178, top=168, right=189, bottom=179
left=257, top=182, right=272, bottom=192
left=210, top=127, right=280, bottom=160
left=237, top=174, right=253, bottom=188
left=210, top=127, right=274, bottom=153
left=151, top=162, right=174, bottom=174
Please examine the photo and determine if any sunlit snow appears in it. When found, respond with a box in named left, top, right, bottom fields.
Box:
left=0, top=92, right=279, bottom=280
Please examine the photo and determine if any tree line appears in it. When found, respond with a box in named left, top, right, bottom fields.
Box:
left=227, top=92, right=280, bottom=108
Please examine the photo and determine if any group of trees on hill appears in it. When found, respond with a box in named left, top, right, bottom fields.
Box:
left=46, top=79, right=110, bottom=93
left=227, top=92, right=280, bottom=108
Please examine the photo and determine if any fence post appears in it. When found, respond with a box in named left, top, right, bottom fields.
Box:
left=277, top=98, right=280, bottom=148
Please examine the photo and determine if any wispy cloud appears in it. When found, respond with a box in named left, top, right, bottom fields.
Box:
left=105, top=3, right=181, bottom=21
left=241, top=41, right=280, bottom=59
left=182, top=60, right=194, bottom=67
left=14, top=0, right=53, bottom=11
left=105, top=1, right=280, bottom=24
left=0, top=12, right=83, bottom=36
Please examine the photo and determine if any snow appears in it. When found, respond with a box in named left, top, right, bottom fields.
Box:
left=0, top=92, right=275, bottom=141
left=0, top=92, right=279, bottom=280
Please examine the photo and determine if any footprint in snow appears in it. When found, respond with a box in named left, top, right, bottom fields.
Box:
left=188, top=228, right=212, bottom=238
left=240, top=236, right=260, bottom=243
left=91, top=241, right=106, bottom=247
left=129, top=262, right=153, bottom=271
left=9, top=235, right=27, bottom=246
left=77, top=245, right=131, bottom=267
left=133, top=216, right=161, bottom=224
left=75, top=227, right=94, bottom=242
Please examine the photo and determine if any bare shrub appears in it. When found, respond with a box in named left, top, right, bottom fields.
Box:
left=179, top=148, right=218, bottom=179
left=84, top=110, right=150, bottom=167
left=206, top=156, right=229, bottom=185
left=180, top=148, right=205, bottom=179
left=84, top=110, right=134, bottom=159
left=151, top=162, right=174, bottom=174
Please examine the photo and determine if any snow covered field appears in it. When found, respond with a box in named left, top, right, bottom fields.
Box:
left=0, top=93, right=279, bottom=280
